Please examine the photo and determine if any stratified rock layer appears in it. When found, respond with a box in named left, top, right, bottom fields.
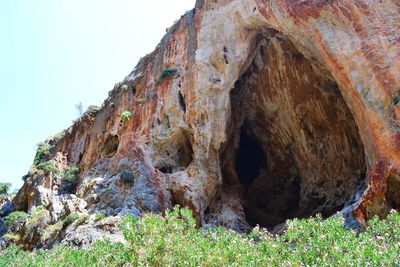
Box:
left=4, top=0, right=400, bottom=247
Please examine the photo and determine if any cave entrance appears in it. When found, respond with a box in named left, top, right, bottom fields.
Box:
left=220, top=33, right=367, bottom=229
left=236, top=125, right=267, bottom=188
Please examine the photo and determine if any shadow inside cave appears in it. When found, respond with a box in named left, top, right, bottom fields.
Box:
left=219, top=32, right=367, bottom=229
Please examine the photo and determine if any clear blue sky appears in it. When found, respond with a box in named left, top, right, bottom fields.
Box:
left=0, top=1, right=195, bottom=191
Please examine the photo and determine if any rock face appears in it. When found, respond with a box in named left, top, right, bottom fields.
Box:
left=3, top=0, right=400, bottom=247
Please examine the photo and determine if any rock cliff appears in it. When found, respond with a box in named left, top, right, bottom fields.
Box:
left=2, top=0, right=400, bottom=248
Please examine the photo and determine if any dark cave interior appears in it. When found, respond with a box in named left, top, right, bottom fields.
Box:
left=220, top=33, right=367, bottom=228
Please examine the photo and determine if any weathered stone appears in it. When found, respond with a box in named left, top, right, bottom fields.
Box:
left=5, top=0, right=400, bottom=248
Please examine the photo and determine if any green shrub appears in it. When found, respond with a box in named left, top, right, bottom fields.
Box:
left=27, top=209, right=50, bottom=228
left=33, top=144, right=51, bottom=166
left=0, top=182, right=11, bottom=196
left=62, top=212, right=79, bottom=227
left=121, top=84, right=129, bottom=91
left=156, top=68, right=177, bottom=85
left=2, top=208, right=400, bottom=266
left=41, top=221, right=63, bottom=243
left=120, top=111, right=132, bottom=122
left=36, top=161, right=59, bottom=173
left=94, top=213, right=108, bottom=222
left=63, top=166, right=80, bottom=182
left=75, top=215, right=90, bottom=226
left=392, top=96, right=399, bottom=106
left=4, top=211, right=28, bottom=229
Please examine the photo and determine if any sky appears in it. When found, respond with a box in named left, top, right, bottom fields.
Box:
left=0, top=0, right=196, bottom=191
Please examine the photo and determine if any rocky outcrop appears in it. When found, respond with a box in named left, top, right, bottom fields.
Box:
left=4, top=0, right=400, bottom=247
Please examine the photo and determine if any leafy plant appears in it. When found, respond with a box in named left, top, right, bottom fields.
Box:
left=42, top=222, right=63, bottom=243
left=156, top=68, right=177, bottom=85
left=36, top=161, right=59, bottom=173
left=0, top=182, right=11, bottom=196
left=27, top=209, right=50, bottom=227
left=4, top=211, right=29, bottom=229
left=120, top=111, right=132, bottom=122
left=121, top=84, right=129, bottom=91
left=63, top=166, right=80, bottom=182
left=392, top=96, right=400, bottom=106
left=2, top=208, right=400, bottom=266
left=62, top=212, right=79, bottom=227
left=33, top=144, right=51, bottom=166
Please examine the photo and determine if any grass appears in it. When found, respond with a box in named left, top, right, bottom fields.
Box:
left=75, top=215, right=90, bottom=226
left=94, top=213, right=108, bottom=222
left=2, top=234, right=21, bottom=242
left=121, top=84, right=129, bottom=91
left=1, top=207, right=400, bottom=266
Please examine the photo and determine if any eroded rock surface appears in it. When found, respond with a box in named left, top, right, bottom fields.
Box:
left=4, top=0, right=400, bottom=248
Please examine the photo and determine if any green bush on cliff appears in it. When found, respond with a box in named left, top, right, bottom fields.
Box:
left=33, top=144, right=51, bottom=166
left=156, top=68, right=177, bottom=85
left=3, top=211, right=28, bottom=230
left=62, top=212, right=79, bottom=227
left=120, top=111, right=132, bottom=122
left=75, top=214, right=90, bottom=226
left=1, top=208, right=400, bottom=266
left=36, top=161, right=59, bottom=174
left=63, top=166, right=80, bottom=182
left=0, top=183, right=11, bottom=196
left=94, top=213, right=108, bottom=222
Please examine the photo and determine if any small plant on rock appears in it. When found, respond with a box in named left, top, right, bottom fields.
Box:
left=156, top=68, right=177, bottom=85
left=120, top=111, right=132, bottom=122
left=94, top=213, right=108, bottom=222
left=121, top=84, right=129, bottom=91
left=4, top=211, right=29, bottom=230
left=33, top=144, right=51, bottom=166
left=36, top=161, right=59, bottom=174
left=75, top=215, right=90, bottom=226
left=41, top=221, right=64, bottom=243
left=63, top=166, right=80, bottom=182
left=62, top=212, right=80, bottom=227
left=0, top=182, right=11, bottom=197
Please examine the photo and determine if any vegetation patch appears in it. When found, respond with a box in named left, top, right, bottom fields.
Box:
left=156, top=68, right=177, bottom=85
left=2, top=208, right=400, bottom=266
left=41, top=222, right=63, bottom=243
left=0, top=182, right=11, bottom=201
left=33, top=144, right=51, bottom=167
left=120, top=111, right=132, bottom=122
left=62, top=212, right=79, bottom=227
left=94, top=213, right=108, bottom=222
left=36, top=161, right=59, bottom=174
left=63, top=166, right=80, bottom=182
left=0, top=183, right=11, bottom=196
left=3, top=211, right=28, bottom=230
left=2, top=234, right=21, bottom=242
left=75, top=215, right=90, bottom=226
left=121, top=84, right=129, bottom=92
left=28, top=209, right=50, bottom=227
